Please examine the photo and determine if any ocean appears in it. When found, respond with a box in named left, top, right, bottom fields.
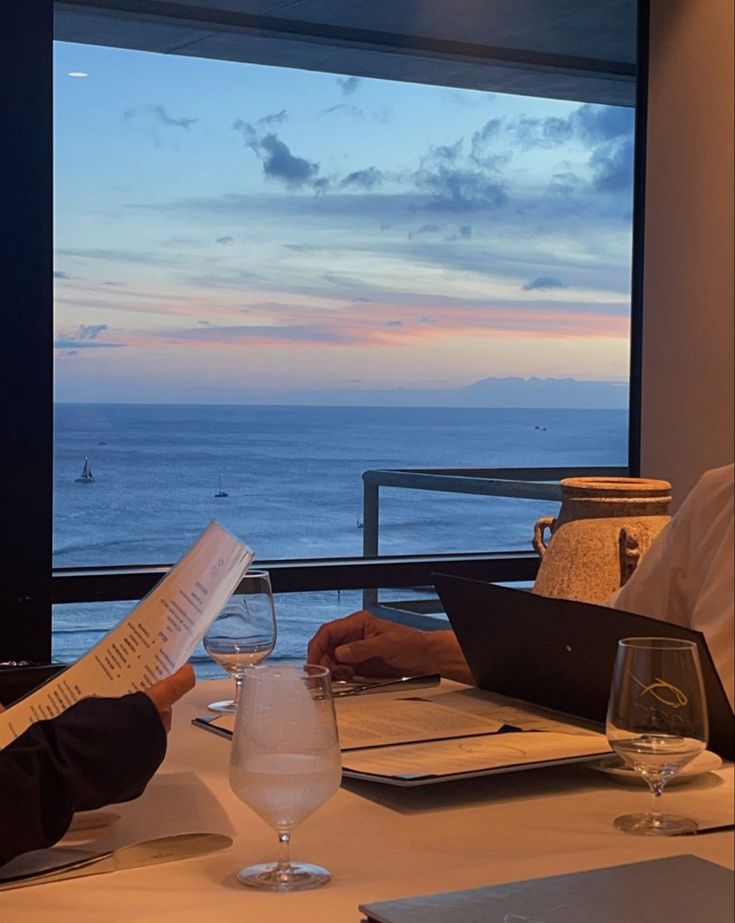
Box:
left=53, top=404, right=628, bottom=676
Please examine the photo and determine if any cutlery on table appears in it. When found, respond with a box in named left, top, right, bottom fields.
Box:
left=0, top=832, right=232, bottom=890
left=332, top=673, right=440, bottom=697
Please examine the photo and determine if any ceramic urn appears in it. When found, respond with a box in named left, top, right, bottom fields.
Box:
left=532, top=476, right=672, bottom=604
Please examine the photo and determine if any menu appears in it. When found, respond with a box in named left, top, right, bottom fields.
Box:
left=0, top=521, right=253, bottom=749
left=195, top=685, right=611, bottom=784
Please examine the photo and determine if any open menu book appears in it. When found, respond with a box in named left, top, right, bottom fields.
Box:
left=0, top=521, right=253, bottom=750
left=194, top=683, right=611, bottom=785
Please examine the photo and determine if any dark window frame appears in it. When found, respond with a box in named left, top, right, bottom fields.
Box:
left=0, top=0, right=647, bottom=662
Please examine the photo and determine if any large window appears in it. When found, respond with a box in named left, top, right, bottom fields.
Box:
left=2, top=1, right=643, bottom=665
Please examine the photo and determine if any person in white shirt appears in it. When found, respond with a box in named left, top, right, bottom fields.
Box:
left=307, top=464, right=735, bottom=708
left=608, top=463, right=733, bottom=709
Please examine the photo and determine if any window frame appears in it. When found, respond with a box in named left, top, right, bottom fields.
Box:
left=0, top=0, right=647, bottom=662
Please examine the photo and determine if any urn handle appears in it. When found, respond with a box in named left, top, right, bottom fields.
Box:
left=618, top=526, right=641, bottom=586
left=532, top=516, right=556, bottom=559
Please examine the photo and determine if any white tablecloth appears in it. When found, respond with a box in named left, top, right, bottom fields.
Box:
left=3, top=679, right=733, bottom=922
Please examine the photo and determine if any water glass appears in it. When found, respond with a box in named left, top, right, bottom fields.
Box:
left=203, top=570, right=276, bottom=712
left=606, top=636, right=708, bottom=835
left=229, top=663, right=341, bottom=891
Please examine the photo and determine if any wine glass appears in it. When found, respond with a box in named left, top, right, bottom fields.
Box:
left=229, top=663, right=341, bottom=891
left=606, top=636, right=708, bottom=835
left=203, top=571, right=276, bottom=713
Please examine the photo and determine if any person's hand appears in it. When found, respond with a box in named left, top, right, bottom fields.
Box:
left=144, top=664, right=195, bottom=732
left=307, top=610, right=440, bottom=680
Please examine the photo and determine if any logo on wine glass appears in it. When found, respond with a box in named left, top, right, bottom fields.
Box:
left=629, top=671, right=688, bottom=708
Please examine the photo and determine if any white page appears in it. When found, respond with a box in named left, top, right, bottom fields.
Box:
left=206, top=690, right=601, bottom=752
left=0, top=521, right=252, bottom=749
left=206, top=700, right=504, bottom=749
left=342, top=730, right=610, bottom=779
left=336, top=698, right=506, bottom=749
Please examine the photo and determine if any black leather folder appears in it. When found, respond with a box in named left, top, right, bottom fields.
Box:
left=434, top=573, right=734, bottom=760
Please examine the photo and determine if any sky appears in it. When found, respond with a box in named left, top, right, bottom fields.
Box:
left=53, top=41, right=635, bottom=405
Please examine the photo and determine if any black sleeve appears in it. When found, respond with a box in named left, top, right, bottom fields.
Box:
left=0, top=692, right=167, bottom=866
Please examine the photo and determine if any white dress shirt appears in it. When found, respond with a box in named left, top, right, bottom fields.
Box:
left=608, top=463, right=734, bottom=710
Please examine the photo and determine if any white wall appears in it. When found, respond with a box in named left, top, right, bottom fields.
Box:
left=641, top=0, right=734, bottom=506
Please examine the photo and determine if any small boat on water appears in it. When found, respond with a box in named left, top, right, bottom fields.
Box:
left=214, top=477, right=228, bottom=498
left=75, top=458, right=95, bottom=483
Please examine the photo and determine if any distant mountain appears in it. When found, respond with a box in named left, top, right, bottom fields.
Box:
left=258, top=376, right=629, bottom=409
left=458, top=376, right=628, bottom=408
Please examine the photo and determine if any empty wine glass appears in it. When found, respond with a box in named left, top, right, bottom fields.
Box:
left=229, top=663, right=341, bottom=891
left=203, top=570, right=276, bottom=713
left=606, top=636, right=708, bottom=835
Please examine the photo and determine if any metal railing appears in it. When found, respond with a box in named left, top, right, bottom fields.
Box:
left=361, top=465, right=628, bottom=608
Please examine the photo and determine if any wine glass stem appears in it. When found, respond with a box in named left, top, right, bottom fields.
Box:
left=649, top=780, right=665, bottom=826
left=276, top=830, right=292, bottom=872
left=233, top=674, right=244, bottom=709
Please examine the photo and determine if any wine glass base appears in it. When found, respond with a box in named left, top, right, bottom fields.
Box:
left=207, top=699, right=235, bottom=713
left=236, top=861, right=331, bottom=891
left=614, top=812, right=698, bottom=836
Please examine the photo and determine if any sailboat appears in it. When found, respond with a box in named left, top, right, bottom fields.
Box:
left=74, top=458, right=95, bottom=483
left=214, top=476, right=228, bottom=498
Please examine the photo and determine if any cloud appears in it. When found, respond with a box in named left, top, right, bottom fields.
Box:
left=385, top=320, right=403, bottom=328
left=124, top=104, right=198, bottom=128
left=256, top=134, right=316, bottom=187
left=470, top=118, right=504, bottom=165
left=411, top=138, right=508, bottom=210
left=574, top=104, right=633, bottom=142
left=590, top=137, right=634, bottom=192
left=340, top=167, right=384, bottom=190
left=54, top=324, right=124, bottom=349
left=506, top=105, right=634, bottom=200
left=429, top=139, right=463, bottom=163
left=548, top=171, right=584, bottom=196
left=236, top=124, right=324, bottom=191
left=54, top=270, right=71, bottom=279
left=456, top=104, right=634, bottom=207
left=186, top=268, right=269, bottom=289
left=408, top=223, right=442, bottom=239
left=56, top=246, right=184, bottom=267
left=522, top=276, right=567, bottom=291
left=414, top=162, right=507, bottom=210
left=321, top=103, right=364, bottom=118
left=215, top=236, right=234, bottom=245
left=337, top=76, right=360, bottom=95
left=160, top=323, right=354, bottom=346
left=54, top=339, right=124, bottom=349
left=506, top=105, right=633, bottom=151
left=513, top=114, right=575, bottom=149
left=256, top=109, right=288, bottom=126
left=77, top=324, right=108, bottom=339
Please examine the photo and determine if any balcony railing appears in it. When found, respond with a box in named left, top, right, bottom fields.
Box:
left=50, top=466, right=628, bottom=614
left=360, top=465, right=628, bottom=609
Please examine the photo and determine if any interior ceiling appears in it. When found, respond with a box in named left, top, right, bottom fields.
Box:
left=55, top=0, right=637, bottom=106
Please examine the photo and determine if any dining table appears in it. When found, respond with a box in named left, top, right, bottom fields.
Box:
left=2, top=677, right=733, bottom=922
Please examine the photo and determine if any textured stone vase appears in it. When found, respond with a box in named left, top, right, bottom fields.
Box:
left=532, top=476, right=672, bottom=604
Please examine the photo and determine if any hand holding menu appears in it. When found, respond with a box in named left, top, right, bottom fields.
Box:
left=0, top=521, right=253, bottom=749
